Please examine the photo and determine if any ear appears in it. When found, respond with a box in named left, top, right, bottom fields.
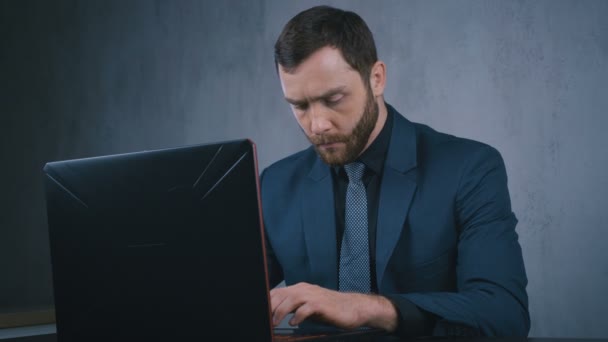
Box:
left=369, top=61, right=386, bottom=97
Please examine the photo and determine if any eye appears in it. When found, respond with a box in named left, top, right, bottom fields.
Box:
left=324, top=94, right=344, bottom=106
left=293, top=102, right=308, bottom=111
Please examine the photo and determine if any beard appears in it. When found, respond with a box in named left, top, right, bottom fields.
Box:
left=307, top=87, right=379, bottom=167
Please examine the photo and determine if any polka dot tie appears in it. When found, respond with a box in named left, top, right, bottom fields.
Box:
left=339, top=162, right=371, bottom=293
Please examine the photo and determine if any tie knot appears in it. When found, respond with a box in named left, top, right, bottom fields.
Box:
left=344, top=162, right=365, bottom=182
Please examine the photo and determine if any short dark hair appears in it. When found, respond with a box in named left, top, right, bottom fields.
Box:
left=274, top=6, right=378, bottom=80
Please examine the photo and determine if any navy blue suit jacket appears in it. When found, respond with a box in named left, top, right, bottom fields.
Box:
left=260, top=105, right=530, bottom=336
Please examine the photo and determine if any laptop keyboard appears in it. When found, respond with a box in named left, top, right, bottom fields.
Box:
left=274, top=328, right=330, bottom=341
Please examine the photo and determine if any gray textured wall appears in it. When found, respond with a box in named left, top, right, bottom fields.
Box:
left=1, top=0, right=607, bottom=337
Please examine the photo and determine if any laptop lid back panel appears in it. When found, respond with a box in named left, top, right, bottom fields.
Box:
left=44, top=140, right=271, bottom=341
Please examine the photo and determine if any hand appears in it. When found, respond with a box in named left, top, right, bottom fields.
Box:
left=269, top=282, right=398, bottom=332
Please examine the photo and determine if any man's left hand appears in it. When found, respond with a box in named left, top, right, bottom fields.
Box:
left=270, top=282, right=398, bottom=332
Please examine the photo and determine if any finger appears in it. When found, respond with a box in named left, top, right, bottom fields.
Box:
left=290, top=302, right=316, bottom=326
left=273, top=292, right=302, bottom=326
left=269, top=287, right=282, bottom=297
left=269, top=288, right=287, bottom=313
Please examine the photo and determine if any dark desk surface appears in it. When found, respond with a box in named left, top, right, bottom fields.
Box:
left=3, top=334, right=608, bottom=342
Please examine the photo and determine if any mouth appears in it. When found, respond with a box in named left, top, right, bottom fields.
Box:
left=317, top=142, right=344, bottom=149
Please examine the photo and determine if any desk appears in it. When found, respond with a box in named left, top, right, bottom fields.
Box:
left=0, top=335, right=54, bottom=342
left=2, top=335, right=607, bottom=342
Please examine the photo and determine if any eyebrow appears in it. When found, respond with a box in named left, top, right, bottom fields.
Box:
left=284, top=86, right=347, bottom=106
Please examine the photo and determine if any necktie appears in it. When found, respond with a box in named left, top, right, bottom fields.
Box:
left=338, top=162, right=371, bottom=293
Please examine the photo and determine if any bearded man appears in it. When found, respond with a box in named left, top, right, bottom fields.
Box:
left=260, top=6, right=530, bottom=338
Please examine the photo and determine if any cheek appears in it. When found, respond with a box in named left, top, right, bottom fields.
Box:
left=338, top=96, right=365, bottom=124
left=337, top=107, right=361, bottom=131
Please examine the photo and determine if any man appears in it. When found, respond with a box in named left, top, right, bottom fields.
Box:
left=260, top=5, right=529, bottom=337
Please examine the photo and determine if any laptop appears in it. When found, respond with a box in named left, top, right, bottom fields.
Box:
left=43, top=139, right=385, bottom=341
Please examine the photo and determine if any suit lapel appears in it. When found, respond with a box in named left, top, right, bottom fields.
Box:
left=376, top=107, right=418, bottom=288
left=301, top=156, right=338, bottom=290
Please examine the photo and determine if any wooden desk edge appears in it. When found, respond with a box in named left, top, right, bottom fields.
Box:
left=0, top=309, right=56, bottom=329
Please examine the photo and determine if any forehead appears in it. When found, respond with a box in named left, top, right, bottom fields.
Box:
left=278, top=47, right=362, bottom=100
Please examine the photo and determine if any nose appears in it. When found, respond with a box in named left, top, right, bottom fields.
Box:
left=309, top=104, right=332, bottom=135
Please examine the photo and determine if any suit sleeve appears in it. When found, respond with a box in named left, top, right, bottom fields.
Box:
left=392, top=146, right=530, bottom=336
left=260, top=168, right=284, bottom=288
